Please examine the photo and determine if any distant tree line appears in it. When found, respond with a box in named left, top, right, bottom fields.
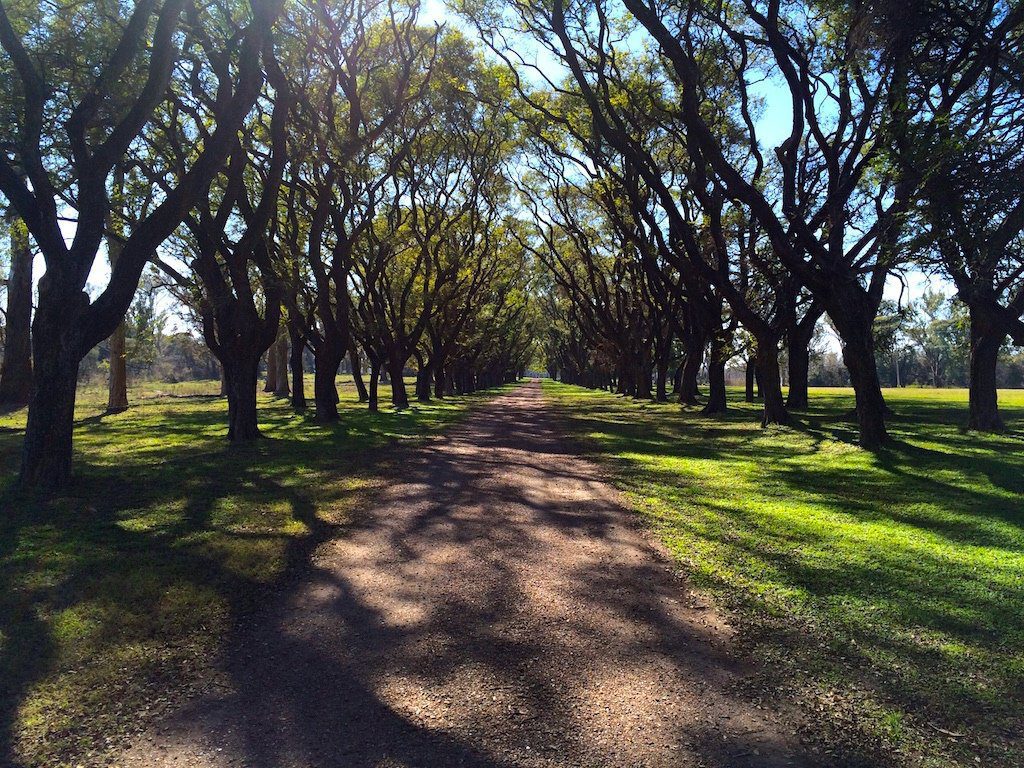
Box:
left=807, top=290, right=1024, bottom=388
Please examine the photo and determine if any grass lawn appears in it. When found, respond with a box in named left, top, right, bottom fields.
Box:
left=0, top=377, right=495, bottom=768
left=543, top=382, right=1024, bottom=768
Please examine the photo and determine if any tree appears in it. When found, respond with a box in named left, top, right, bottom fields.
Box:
left=905, top=291, right=968, bottom=388
left=516, top=158, right=659, bottom=400
left=591, top=0, right=921, bottom=446
left=0, top=212, right=32, bottom=405
left=783, top=296, right=825, bottom=410
left=174, top=58, right=292, bottom=439
left=105, top=174, right=131, bottom=413
left=897, top=1, right=1024, bottom=429
left=469, top=2, right=819, bottom=425
left=351, top=33, right=514, bottom=409
left=278, top=0, right=439, bottom=421
left=0, top=0, right=280, bottom=487
left=123, top=270, right=168, bottom=376
left=872, top=299, right=912, bottom=388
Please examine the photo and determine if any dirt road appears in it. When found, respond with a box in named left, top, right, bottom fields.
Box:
left=119, top=381, right=813, bottom=767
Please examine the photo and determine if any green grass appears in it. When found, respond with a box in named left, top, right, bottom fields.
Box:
left=543, top=382, right=1024, bottom=768
left=0, top=376, right=496, bottom=768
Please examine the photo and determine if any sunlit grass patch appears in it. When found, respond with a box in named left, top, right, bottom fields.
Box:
left=544, top=381, right=1024, bottom=768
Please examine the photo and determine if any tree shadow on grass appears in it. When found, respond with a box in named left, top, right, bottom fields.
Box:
left=0, top=387, right=496, bottom=767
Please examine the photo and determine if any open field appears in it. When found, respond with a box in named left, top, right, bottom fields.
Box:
left=542, top=382, right=1024, bottom=767
left=0, top=378, right=495, bottom=767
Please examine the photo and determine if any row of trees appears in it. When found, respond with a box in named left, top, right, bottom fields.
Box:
left=463, top=0, right=1024, bottom=441
left=3, top=0, right=1022, bottom=486
left=0, top=0, right=535, bottom=488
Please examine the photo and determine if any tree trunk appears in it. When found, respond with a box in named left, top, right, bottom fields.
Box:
left=389, top=352, right=409, bottom=409
left=787, top=338, right=811, bottom=410
left=756, top=342, right=788, bottom=426
left=967, top=308, right=1004, bottom=432
left=786, top=303, right=821, bottom=409
left=272, top=335, right=290, bottom=395
left=637, top=354, right=653, bottom=399
left=744, top=357, right=755, bottom=403
left=106, top=322, right=129, bottom=413
left=839, top=328, right=888, bottom=448
left=263, top=345, right=278, bottom=393
left=313, top=345, right=344, bottom=422
left=288, top=329, right=306, bottom=410
left=679, top=349, right=702, bottom=405
left=416, top=369, right=432, bottom=401
left=655, top=360, right=668, bottom=402
left=103, top=213, right=130, bottom=413
left=415, top=352, right=432, bottom=402
left=219, top=365, right=227, bottom=397
left=702, top=342, right=728, bottom=415
left=350, top=347, right=369, bottom=403
left=368, top=359, right=380, bottom=412
left=224, top=354, right=261, bottom=441
left=16, top=276, right=95, bottom=488
left=0, top=221, right=33, bottom=406
left=434, top=359, right=447, bottom=398
left=19, top=342, right=79, bottom=488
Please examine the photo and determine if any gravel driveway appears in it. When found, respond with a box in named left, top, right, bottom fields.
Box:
left=119, top=380, right=814, bottom=768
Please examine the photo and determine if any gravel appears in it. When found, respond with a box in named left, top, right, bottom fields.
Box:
left=118, top=381, right=817, bottom=768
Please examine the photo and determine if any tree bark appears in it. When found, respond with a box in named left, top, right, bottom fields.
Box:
left=389, top=352, right=409, bottom=409
left=434, top=359, right=447, bottom=398
left=679, top=349, right=702, bottom=405
left=17, top=278, right=93, bottom=487
left=637, top=353, right=653, bottom=399
left=349, top=347, right=368, bottom=403
left=414, top=351, right=432, bottom=402
left=702, top=342, right=728, bottom=415
left=313, top=345, right=344, bottom=422
left=655, top=359, right=668, bottom=402
left=368, top=359, right=380, bottom=412
left=838, top=328, right=889, bottom=448
left=104, top=205, right=129, bottom=413
left=224, top=354, right=261, bottom=441
left=288, top=328, right=306, bottom=410
left=272, top=335, right=290, bottom=395
left=787, top=339, right=811, bottom=410
left=756, top=343, right=789, bottom=426
left=19, top=341, right=78, bottom=488
left=106, top=322, right=129, bottom=413
left=263, top=345, right=278, bottom=393
left=416, top=368, right=432, bottom=401
left=0, top=221, right=33, bottom=406
left=967, top=307, right=1004, bottom=431
left=785, top=305, right=820, bottom=410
